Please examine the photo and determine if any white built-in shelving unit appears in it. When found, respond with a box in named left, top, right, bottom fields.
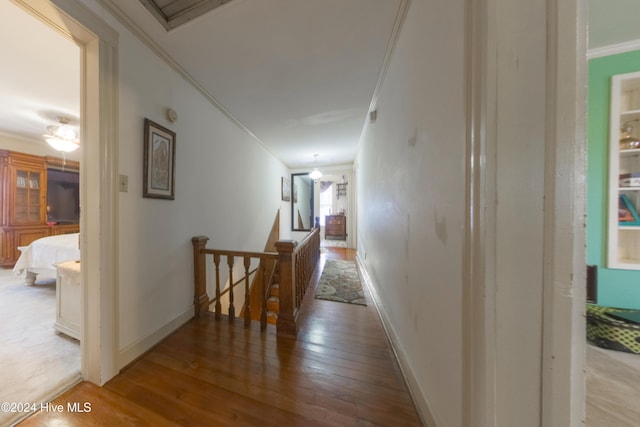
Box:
left=608, top=71, right=640, bottom=269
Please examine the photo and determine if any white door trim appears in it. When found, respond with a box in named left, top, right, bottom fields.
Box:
left=463, top=0, right=497, bottom=424
left=540, top=0, right=587, bottom=425
left=463, top=0, right=586, bottom=425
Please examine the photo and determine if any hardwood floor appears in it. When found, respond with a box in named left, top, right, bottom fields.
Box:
left=19, top=247, right=423, bottom=426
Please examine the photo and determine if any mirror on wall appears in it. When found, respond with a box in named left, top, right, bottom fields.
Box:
left=291, top=172, right=314, bottom=231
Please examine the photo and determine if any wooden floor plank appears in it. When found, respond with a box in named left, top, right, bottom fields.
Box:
left=19, top=247, right=423, bottom=426
left=18, top=381, right=177, bottom=427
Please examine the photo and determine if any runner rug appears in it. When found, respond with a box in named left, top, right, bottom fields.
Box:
left=314, top=260, right=367, bottom=306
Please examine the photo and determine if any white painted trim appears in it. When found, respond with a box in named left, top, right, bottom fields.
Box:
left=588, top=39, right=640, bottom=59
left=355, top=255, right=439, bottom=427
left=367, top=0, right=412, bottom=113
left=118, top=307, right=195, bottom=369
left=463, top=0, right=586, bottom=425
left=463, top=0, right=497, bottom=424
left=540, top=0, right=587, bottom=425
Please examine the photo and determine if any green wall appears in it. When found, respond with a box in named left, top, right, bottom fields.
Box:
left=588, top=50, right=640, bottom=309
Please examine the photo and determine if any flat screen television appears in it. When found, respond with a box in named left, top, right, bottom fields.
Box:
left=47, top=168, right=80, bottom=225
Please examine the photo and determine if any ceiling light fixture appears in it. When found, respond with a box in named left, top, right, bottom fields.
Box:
left=309, top=154, right=322, bottom=180
left=44, top=116, right=79, bottom=152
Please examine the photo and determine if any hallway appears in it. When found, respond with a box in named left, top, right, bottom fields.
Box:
left=20, top=247, right=422, bottom=426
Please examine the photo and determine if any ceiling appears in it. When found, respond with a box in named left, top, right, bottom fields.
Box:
left=0, top=1, right=80, bottom=147
left=100, top=0, right=404, bottom=168
left=1, top=1, right=639, bottom=168
left=587, top=0, right=640, bottom=50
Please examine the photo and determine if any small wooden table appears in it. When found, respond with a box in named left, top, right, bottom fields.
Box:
left=55, top=260, right=81, bottom=340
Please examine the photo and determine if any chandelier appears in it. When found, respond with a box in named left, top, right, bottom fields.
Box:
left=309, top=154, right=322, bottom=180
left=44, top=116, right=79, bottom=152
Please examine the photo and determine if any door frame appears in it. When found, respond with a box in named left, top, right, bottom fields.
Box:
left=463, top=0, right=587, bottom=425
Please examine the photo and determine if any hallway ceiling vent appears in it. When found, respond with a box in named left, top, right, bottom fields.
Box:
left=139, top=0, right=234, bottom=31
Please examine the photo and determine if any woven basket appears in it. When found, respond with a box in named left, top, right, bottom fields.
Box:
left=586, top=304, right=640, bottom=354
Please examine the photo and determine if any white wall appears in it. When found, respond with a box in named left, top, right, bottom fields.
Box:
left=75, top=1, right=290, bottom=364
left=356, top=0, right=465, bottom=425
left=357, top=0, right=585, bottom=425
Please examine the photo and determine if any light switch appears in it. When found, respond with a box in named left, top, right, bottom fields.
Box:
left=119, top=174, right=128, bottom=192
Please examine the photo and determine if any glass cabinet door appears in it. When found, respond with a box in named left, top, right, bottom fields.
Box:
left=14, top=168, right=42, bottom=224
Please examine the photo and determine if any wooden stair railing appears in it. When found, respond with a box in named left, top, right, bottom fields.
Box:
left=192, top=237, right=277, bottom=329
left=192, top=227, right=320, bottom=338
left=274, top=227, right=321, bottom=337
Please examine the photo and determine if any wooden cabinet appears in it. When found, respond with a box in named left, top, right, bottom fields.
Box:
left=1, top=150, right=47, bottom=225
left=608, top=71, right=640, bottom=269
left=0, top=151, right=79, bottom=267
left=325, top=214, right=347, bottom=240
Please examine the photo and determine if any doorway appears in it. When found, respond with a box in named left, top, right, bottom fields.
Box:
left=0, top=3, right=81, bottom=425
left=12, top=0, right=120, bottom=391
left=585, top=5, right=640, bottom=424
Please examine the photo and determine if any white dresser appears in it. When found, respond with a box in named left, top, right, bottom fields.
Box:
left=55, top=260, right=81, bottom=340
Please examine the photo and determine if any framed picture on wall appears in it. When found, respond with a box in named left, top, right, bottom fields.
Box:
left=281, top=177, right=291, bottom=201
left=143, top=118, right=176, bottom=200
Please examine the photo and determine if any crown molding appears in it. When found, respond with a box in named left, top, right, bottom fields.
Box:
left=368, top=0, right=412, bottom=113
left=588, top=39, right=640, bottom=59
left=93, top=0, right=281, bottom=160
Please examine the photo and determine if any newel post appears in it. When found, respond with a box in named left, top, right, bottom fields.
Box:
left=275, top=239, right=297, bottom=338
left=192, top=236, right=210, bottom=318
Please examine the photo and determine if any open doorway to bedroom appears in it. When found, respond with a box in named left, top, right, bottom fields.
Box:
left=585, top=2, right=640, bottom=424
left=0, top=2, right=81, bottom=424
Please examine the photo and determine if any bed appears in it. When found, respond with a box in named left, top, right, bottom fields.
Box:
left=13, top=233, right=80, bottom=285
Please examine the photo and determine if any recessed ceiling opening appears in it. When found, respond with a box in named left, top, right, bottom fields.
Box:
left=139, top=0, right=233, bottom=31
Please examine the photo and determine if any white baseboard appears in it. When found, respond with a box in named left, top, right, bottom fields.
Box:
left=356, top=255, right=440, bottom=427
left=117, top=305, right=194, bottom=370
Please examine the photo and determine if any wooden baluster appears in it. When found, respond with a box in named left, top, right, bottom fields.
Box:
left=297, top=251, right=303, bottom=307
left=213, top=254, right=221, bottom=320
left=304, top=248, right=309, bottom=293
left=191, top=236, right=210, bottom=318
left=301, top=249, right=307, bottom=300
left=244, top=256, right=251, bottom=327
left=228, top=256, right=235, bottom=321
left=275, top=240, right=297, bottom=338
left=260, top=262, right=267, bottom=330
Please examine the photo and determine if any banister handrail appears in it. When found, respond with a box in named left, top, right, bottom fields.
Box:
left=202, top=248, right=278, bottom=259
left=294, top=231, right=315, bottom=253
left=275, top=227, right=320, bottom=338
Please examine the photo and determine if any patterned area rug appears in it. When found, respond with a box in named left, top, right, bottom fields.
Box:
left=315, top=260, right=366, bottom=306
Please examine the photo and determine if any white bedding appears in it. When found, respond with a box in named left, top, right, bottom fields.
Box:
left=13, top=233, right=80, bottom=276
